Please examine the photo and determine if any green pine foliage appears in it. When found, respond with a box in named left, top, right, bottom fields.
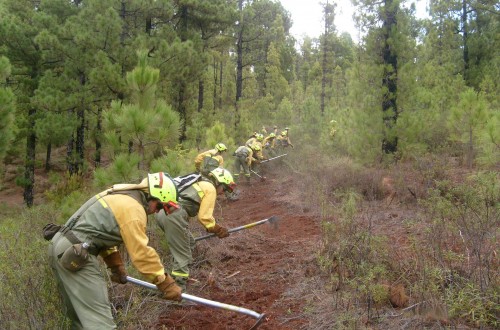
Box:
left=0, top=56, right=15, bottom=163
left=103, top=51, right=181, bottom=173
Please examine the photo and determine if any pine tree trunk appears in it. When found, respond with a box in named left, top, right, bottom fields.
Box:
left=75, top=107, right=85, bottom=174
left=45, top=142, right=51, bottom=172
left=461, top=0, right=469, bottom=82
left=23, top=108, right=36, bottom=207
left=219, top=59, right=223, bottom=110
left=236, top=0, right=243, bottom=104
left=95, top=107, right=102, bottom=168
left=198, top=79, right=204, bottom=112
left=178, top=82, right=187, bottom=141
left=381, top=0, right=399, bottom=154
left=213, top=57, right=217, bottom=113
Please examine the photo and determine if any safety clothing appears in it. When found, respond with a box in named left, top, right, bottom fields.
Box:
left=148, top=172, right=179, bottom=213
left=194, top=148, right=224, bottom=174
left=48, top=174, right=175, bottom=328
left=215, top=143, right=227, bottom=152
left=245, top=137, right=257, bottom=147
left=263, top=134, right=276, bottom=148
left=277, top=133, right=293, bottom=149
left=233, top=146, right=254, bottom=182
left=209, top=168, right=236, bottom=192
left=256, top=134, right=264, bottom=141
left=103, top=250, right=127, bottom=284
left=156, top=275, right=182, bottom=301
left=156, top=179, right=228, bottom=285
left=207, top=223, right=230, bottom=238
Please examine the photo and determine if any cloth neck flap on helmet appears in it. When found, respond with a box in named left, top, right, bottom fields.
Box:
left=173, top=173, right=202, bottom=193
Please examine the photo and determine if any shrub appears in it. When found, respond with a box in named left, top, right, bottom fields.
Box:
left=0, top=205, right=69, bottom=329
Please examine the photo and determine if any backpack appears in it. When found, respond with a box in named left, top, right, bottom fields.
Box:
left=173, top=173, right=202, bottom=193
left=200, top=156, right=220, bottom=176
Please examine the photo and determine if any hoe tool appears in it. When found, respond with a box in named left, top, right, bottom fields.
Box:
left=260, top=153, right=287, bottom=163
left=195, top=216, right=279, bottom=242
left=250, top=169, right=266, bottom=181
left=127, top=276, right=266, bottom=329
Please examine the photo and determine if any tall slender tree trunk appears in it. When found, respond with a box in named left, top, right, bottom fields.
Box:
left=177, top=5, right=188, bottom=141
left=321, top=13, right=328, bottom=116
left=95, top=107, right=102, bottom=168
left=219, top=58, right=223, bottom=110
left=75, top=107, right=85, bottom=174
left=461, top=0, right=469, bottom=82
left=178, top=82, right=187, bottom=141
left=24, top=108, right=36, bottom=207
left=45, top=142, right=51, bottom=172
left=381, top=0, right=398, bottom=154
left=213, top=57, right=218, bottom=113
left=198, top=79, right=204, bottom=112
left=67, top=136, right=75, bottom=174
left=234, top=0, right=243, bottom=128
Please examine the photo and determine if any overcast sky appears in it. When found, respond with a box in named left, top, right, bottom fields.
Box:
left=279, top=0, right=429, bottom=43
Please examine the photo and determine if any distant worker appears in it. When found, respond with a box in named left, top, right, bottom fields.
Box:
left=262, top=132, right=277, bottom=157
left=284, top=127, right=290, bottom=137
left=47, top=172, right=182, bottom=329
left=245, top=133, right=264, bottom=148
left=233, top=144, right=262, bottom=183
left=263, top=132, right=277, bottom=149
left=261, top=125, right=268, bottom=135
left=194, top=143, right=227, bottom=175
left=330, top=120, right=338, bottom=137
left=156, top=168, right=235, bottom=290
left=273, top=125, right=279, bottom=135
left=276, top=131, right=294, bottom=149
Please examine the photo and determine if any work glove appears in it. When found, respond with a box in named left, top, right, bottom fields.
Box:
left=207, top=224, right=230, bottom=238
left=156, top=274, right=182, bottom=301
left=103, top=251, right=127, bottom=284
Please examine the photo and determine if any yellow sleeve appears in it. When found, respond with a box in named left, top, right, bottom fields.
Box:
left=214, top=155, right=224, bottom=167
left=104, top=194, right=164, bottom=283
left=195, top=181, right=217, bottom=229
left=194, top=150, right=208, bottom=169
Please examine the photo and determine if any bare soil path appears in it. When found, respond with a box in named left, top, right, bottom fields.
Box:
left=156, top=167, right=321, bottom=330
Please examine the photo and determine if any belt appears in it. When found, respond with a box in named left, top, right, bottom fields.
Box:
left=58, top=226, right=100, bottom=256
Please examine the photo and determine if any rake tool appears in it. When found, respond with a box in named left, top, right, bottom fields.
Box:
left=127, top=276, right=266, bottom=329
left=260, top=153, right=287, bottom=163
left=195, top=216, right=279, bottom=242
left=250, top=169, right=266, bottom=181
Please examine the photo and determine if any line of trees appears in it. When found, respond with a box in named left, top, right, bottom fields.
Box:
left=0, top=0, right=498, bottom=206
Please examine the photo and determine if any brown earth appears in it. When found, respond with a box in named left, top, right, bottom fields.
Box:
left=155, top=167, right=320, bottom=330
left=2, top=157, right=485, bottom=329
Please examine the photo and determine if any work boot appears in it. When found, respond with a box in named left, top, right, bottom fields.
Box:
left=173, top=276, right=187, bottom=292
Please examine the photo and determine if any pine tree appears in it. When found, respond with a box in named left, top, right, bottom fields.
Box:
left=0, top=56, right=15, bottom=164
left=103, top=51, right=181, bottom=174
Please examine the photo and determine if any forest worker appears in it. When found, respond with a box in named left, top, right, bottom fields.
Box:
left=245, top=133, right=264, bottom=148
left=329, top=120, right=338, bottom=137
left=262, top=132, right=277, bottom=157
left=276, top=131, right=294, bottom=149
left=194, top=143, right=227, bottom=175
left=46, top=172, right=182, bottom=329
left=233, top=143, right=261, bottom=183
left=263, top=132, right=277, bottom=149
left=155, top=168, right=235, bottom=290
